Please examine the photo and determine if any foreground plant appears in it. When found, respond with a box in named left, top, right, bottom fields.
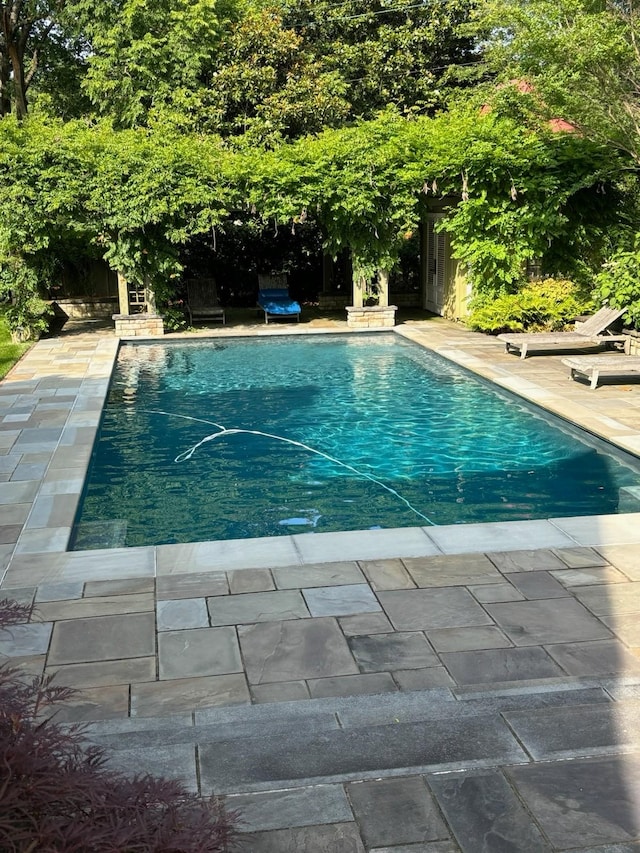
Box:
left=0, top=598, right=237, bottom=852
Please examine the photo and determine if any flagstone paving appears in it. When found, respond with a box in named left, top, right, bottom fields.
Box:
left=4, top=315, right=640, bottom=850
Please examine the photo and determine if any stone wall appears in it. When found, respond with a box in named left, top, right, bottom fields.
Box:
left=318, top=293, right=350, bottom=310
left=112, top=314, right=164, bottom=337
left=346, top=306, right=397, bottom=329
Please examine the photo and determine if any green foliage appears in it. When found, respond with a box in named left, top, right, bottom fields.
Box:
left=161, top=304, right=188, bottom=331
left=0, top=261, right=52, bottom=341
left=595, top=239, right=640, bottom=328
left=466, top=278, right=594, bottom=334
left=67, top=0, right=241, bottom=129
left=0, top=309, right=31, bottom=377
left=283, top=0, right=477, bottom=120
left=475, top=0, right=640, bottom=166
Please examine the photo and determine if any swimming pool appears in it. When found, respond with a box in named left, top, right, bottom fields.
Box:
left=70, top=334, right=640, bottom=550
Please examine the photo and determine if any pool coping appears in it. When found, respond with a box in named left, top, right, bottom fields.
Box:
left=2, top=319, right=640, bottom=590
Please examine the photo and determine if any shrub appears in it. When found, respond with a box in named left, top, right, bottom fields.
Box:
left=0, top=598, right=238, bottom=853
left=595, top=241, right=640, bottom=329
left=466, top=278, right=594, bottom=335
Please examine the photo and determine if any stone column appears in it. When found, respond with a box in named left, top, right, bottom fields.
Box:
left=117, top=271, right=130, bottom=315
left=377, top=268, right=389, bottom=307
left=352, top=272, right=365, bottom=308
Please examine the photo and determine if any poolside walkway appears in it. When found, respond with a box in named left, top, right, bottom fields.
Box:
left=3, top=314, right=640, bottom=850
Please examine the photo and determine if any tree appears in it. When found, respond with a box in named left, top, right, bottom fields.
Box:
left=1, top=0, right=66, bottom=117
left=282, top=0, right=479, bottom=119
left=476, top=0, right=640, bottom=166
left=66, top=0, right=241, bottom=128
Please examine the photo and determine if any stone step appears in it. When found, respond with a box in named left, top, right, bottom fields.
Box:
left=79, top=680, right=640, bottom=795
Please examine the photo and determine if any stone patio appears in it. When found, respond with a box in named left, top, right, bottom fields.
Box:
left=3, top=315, right=640, bottom=851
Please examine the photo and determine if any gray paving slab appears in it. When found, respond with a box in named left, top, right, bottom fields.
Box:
left=228, top=568, right=275, bottom=593
left=553, top=546, right=610, bottom=568
left=51, top=684, right=130, bottom=722
left=545, top=639, right=640, bottom=677
left=339, top=612, right=395, bottom=636
left=359, top=559, right=416, bottom=590
left=156, top=572, right=228, bottom=600
left=348, top=633, right=439, bottom=672
left=601, top=614, right=640, bottom=646
left=309, top=673, right=398, bottom=699
left=505, top=571, right=570, bottom=599
left=426, top=626, right=511, bottom=653
left=37, top=592, right=154, bottom=621
left=378, top=588, right=493, bottom=631
left=504, top=699, right=640, bottom=760
left=84, top=577, right=155, bottom=597
left=485, top=598, right=613, bottom=645
left=158, top=626, right=242, bottom=679
left=347, top=776, right=447, bottom=848
left=198, top=714, right=527, bottom=793
left=273, top=562, right=365, bottom=589
left=208, top=589, right=309, bottom=625
left=440, top=647, right=565, bottom=685
left=156, top=598, right=209, bottom=631
left=34, top=581, right=84, bottom=601
left=237, top=822, right=365, bottom=852
left=131, top=673, right=250, bottom=716
left=0, top=621, right=52, bottom=656
left=46, top=656, right=156, bottom=688
left=48, top=612, right=155, bottom=665
left=403, top=554, right=502, bottom=588
left=303, top=584, right=382, bottom=617
left=251, top=680, right=311, bottom=702
left=239, top=617, right=359, bottom=683
left=393, top=668, right=456, bottom=690
left=573, top=584, right=640, bottom=616
left=550, top=566, right=630, bottom=587
left=227, top=785, right=353, bottom=833
left=507, top=755, right=640, bottom=848
left=428, top=769, right=551, bottom=852
left=487, top=549, right=568, bottom=573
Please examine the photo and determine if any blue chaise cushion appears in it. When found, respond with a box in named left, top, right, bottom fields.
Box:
left=258, top=289, right=301, bottom=315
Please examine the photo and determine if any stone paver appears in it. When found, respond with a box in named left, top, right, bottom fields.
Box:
left=429, top=769, right=551, bottom=852
left=156, top=597, right=209, bottom=631
left=207, top=590, right=309, bottom=626
left=239, top=617, right=359, bottom=684
left=378, top=587, right=493, bottom=631
left=441, top=647, right=564, bottom=685
left=158, top=626, right=242, bottom=679
left=346, top=777, right=448, bottom=848
left=348, top=633, right=439, bottom=672
left=48, top=612, right=155, bottom=665
left=485, top=598, right=613, bottom=646
left=507, top=755, right=640, bottom=848
left=303, top=584, right=381, bottom=617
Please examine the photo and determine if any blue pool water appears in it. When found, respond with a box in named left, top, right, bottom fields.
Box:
left=71, top=334, right=640, bottom=550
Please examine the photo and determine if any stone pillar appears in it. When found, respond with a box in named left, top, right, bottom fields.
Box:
left=352, top=272, right=365, bottom=308
left=377, top=268, right=389, bottom=308
left=117, top=271, right=130, bottom=315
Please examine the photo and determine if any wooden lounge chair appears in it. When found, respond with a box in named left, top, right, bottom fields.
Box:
left=184, top=278, right=225, bottom=325
left=257, top=274, right=301, bottom=324
left=562, top=354, right=640, bottom=389
left=497, top=306, right=627, bottom=359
